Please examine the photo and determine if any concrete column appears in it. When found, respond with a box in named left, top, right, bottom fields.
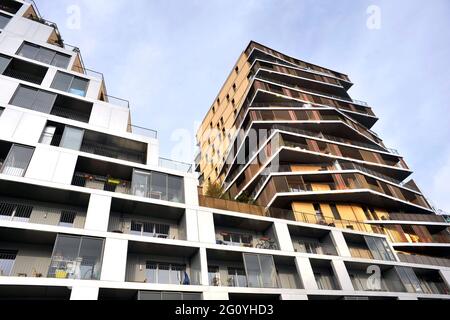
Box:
left=85, top=194, right=112, bottom=232
left=331, top=260, right=354, bottom=291
left=100, top=238, right=128, bottom=282
left=197, top=210, right=216, bottom=244
left=203, top=291, right=229, bottom=300
left=70, top=286, right=99, bottom=300
left=295, top=256, right=318, bottom=290
left=182, top=209, right=199, bottom=242
left=280, top=293, right=308, bottom=300
left=330, top=230, right=351, bottom=257
left=184, top=175, right=199, bottom=206
left=199, top=247, right=209, bottom=286
left=273, top=221, right=294, bottom=252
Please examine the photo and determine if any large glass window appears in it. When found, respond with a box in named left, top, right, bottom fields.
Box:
left=0, top=54, right=11, bottom=74
left=145, top=262, right=188, bottom=285
left=227, top=267, right=247, bottom=287
left=48, top=235, right=104, bottom=280
left=1, top=144, right=34, bottom=177
left=243, top=253, right=278, bottom=288
left=130, top=221, right=170, bottom=238
left=0, top=12, right=11, bottom=29
left=51, top=71, right=89, bottom=97
left=0, top=250, right=17, bottom=276
left=364, top=236, right=396, bottom=261
left=395, top=266, right=422, bottom=293
left=17, top=42, right=71, bottom=69
left=168, top=175, right=185, bottom=203
left=10, top=85, right=56, bottom=114
left=60, top=126, right=84, bottom=151
left=138, top=291, right=201, bottom=301
left=131, top=169, right=185, bottom=203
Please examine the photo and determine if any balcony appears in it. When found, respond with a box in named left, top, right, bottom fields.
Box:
left=199, top=195, right=267, bottom=217
left=343, top=233, right=396, bottom=261
left=310, top=259, right=340, bottom=290
left=125, top=241, right=201, bottom=286
left=159, top=157, right=192, bottom=173
left=397, top=253, right=450, bottom=268
left=0, top=229, right=104, bottom=281
left=71, top=157, right=185, bottom=204
left=207, top=249, right=301, bottom=289
left=257, top=172, right=430, bottom=212
left=127, top=125, right=158, bottom=140
left=346, top=262, right=406, bottom=292
left=0, top=196, right=87, bottom=229
left=0, top=54, right=48, bottom=85
left=108, top=197, right=186, bottom=240
left=214, top=213, right=279, bottom=250
left=10, top=85, right=93, bottom=123
left=288, top=225, right=338, bottom=256
left=0, top=0, right=23, bottom=14
left=0, top=141, right=34, bottom=178
left=41, top=121, right=148, bottom=164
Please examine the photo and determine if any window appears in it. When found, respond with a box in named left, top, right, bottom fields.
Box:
left=51, top=71, right=89, bottom=97
left=10, top=85, right=56, bottom=114
left=235, top=66, right=239, bottom=74
left=330, top=204, right=340, bottom=220
left=222, top=232, right=253, bottom=247
left=138, top=291, right=201, bottom=301
left=208, top=266, right=220, bottom=286
left=227, top=267, right=247, bottom=287
left=226, top=94, right=230, bottom=102
left=364, top=236, right=396, bottom=261
left=212, top=106, right=215, bottom=114
left=231, top=99, right=235, bottom=106
left=131, top=169, right=185, bottom=203
left=130, top=221, right=170, bottom=238
left=313, top=203, right=324, bottom=219
left=0, top=107, right=4, bottom=117
left=232, top=83, right=237, bottom=91
left=48, top=235, right=104, bottom=280
left=145, top=262, right=188, bottom=285
left=17, top=42, right=71, bottom=69
left=0, top=144, right=34, bottom=177
left=0, top=54, right=11, bottom=74
left=395, top=266, right=423, bottom=293
left=243, top=253, right=278, bottom=288
left=0, top=12, right=11, bottom=29
left=59, top=211, right=76, bottom=228
left=0, top=250, right=17, bottom=276
left=59, top=126, right=84, bottom=151
left=0, top=203, right=32, bottom=222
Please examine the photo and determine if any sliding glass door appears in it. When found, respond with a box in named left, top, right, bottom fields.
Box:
left=0, top=144, right=34, bottom=177
left=243, top=253, right=278, bottom=288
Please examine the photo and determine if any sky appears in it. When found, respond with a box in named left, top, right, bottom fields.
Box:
left=35, top=0, right=450, bottom=213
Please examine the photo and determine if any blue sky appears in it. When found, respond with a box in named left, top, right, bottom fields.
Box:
left=36, top=0, right=450, bottom=212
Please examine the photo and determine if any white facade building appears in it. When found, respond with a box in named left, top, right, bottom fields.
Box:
left=0, top=0, right=449, bottom=300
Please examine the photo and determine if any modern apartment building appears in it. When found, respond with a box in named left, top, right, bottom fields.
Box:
left=195, top=40, right=450, bottom=299
left=0, top=0, right=448, bottom=301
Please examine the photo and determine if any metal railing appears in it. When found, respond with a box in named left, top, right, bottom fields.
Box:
left=127, top=125, right=158, bottom=139
left=71, top=65, right=104, bottom=81
left=0, top=197, right=86, bottom=228
left=103, top=94, right=130, bottom=109
left=352, top=99, right=369, bottom=107
left=72, top=172, right=132, bottom=195
left=159, top=157, right=192, bottom=173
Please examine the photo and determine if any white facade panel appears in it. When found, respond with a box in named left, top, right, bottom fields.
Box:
left=85, top=194, right=112, bottom=232
left=100, top=238, right=128, bottom=282
left=12, top=112, right=46, bottom=145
